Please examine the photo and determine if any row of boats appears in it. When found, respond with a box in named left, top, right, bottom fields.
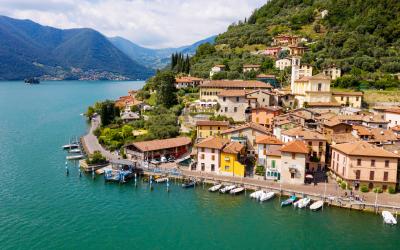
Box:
left=62, top=141, right=85, bottom=160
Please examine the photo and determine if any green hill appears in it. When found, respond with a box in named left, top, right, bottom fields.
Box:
left=190, top=0, right=400, bottom=89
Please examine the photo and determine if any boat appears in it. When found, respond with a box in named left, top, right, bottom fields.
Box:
left=310, top=200, right=324, bottom=211
left=259, top=191, right=275, bottom=202
left=250, top=190, right=264, bottom=199
left=66, top=154, right=85, bottom=160
left=182, top=180, right=196, bottom=188
left=155, top=177, right=168, bottom=183
left=220, top=185, right=236, bottom=194
left=25, top=78, right=40, bottom=84
left=294, top=197, right=311, bottom=208
left=209, top=184, right=222, bottom=192
left=62, top=143, right=79, bottom=150
left=281, top=195, right=297, bottom=207
left=69, top=148, right=82, bottom=153
left=382, top=211, right=397, bottom=225
left=230, top=187, right=245, bottom=195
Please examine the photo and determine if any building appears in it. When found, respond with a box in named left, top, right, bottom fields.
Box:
left=332, top=92, right=363, bottom=108
left=280, top=141, right=309, bottom=185
left=331, top=141, right=399, bottom=191
left=125, top=137, right=191, bottom=162
left=289, top=46, right=307, bottom=56
left=323, top=65, right=341, bottom=80
left=219, top=142, right=246, bottom=177
left=243, top=64, right=261, bottom=72
left=209, top=65, right=226, bottom=78
left=196, top=120, right=230, bottom=139
left=275, top=58, right=292, bottom=70
left=352, top=125, right=399, bottom=145
left=216, top=90, right=256, bottom=122
left=175, top=76, right=203, bottom=89
left=262, top=47, right=282, bottom=57
left=255, top=135, right=283, bottom=180
left=199, top=80, right=272, bottom=102
left=251, top=106, right=282, bottom=129
left=269, top=89, right=295, bottom=107
left=273, top=34, right=301, bottom=46
left=320, top=119, right=353, bottom=143
left=384, top=108, right=400, bottom=128
left=290, top=57, right=313, bottom=89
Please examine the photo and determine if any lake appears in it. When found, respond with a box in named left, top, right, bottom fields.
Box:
left=0, top=81, right=398, bottom=249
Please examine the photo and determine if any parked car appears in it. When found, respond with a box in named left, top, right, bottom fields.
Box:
left=160, top=156, right=168, bottom=163
left=150, top=159, right=160, bottom=165
left=168, top=156, right=175, bottom=162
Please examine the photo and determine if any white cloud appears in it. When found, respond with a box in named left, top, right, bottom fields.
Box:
left=0, top=0, right=265, bottom=48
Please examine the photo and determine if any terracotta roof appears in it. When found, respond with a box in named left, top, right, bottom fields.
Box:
left=220, top=122, right=270, bottom=135
left=214, top=64, right=226, bottom=68
left=332, top=92, right=363, bottom=96
left=217, top=89, right=247, bottom=97
left=331, top=141, right=400, bottom=158
left=384, top=108, right=400, bottom=115
left=175, top=76, right=203, bottom=83
left=391, top=125, right=400, bottom=132
left=282, top=127, right=326, bottom=141
left=196, top=120, right=230, bottom=126
left=195, top=137, right=230, bottom=150
left=281, top=141, right=309, bottom=154
left=255, top=135, right=283, bottom=145
left=243, top=64, right=261, bottom=68
left=252, top=106, right=283, bottom=113
left=369, top=128, right=399, bottom=143
left=222, top=142, right=244, bottom=154
left=266, top=144, right=282, bottom=157
left=128, top=137, right=191, bottom=152
left=295, top=73, right=331, bottom=82
left=353, top=125, right=373, bottom=136
left=307, top=102, right=341, bottom=107
left=323, top=118, right=346, bottom=127
left=200, top=80, right=271, bottom=89
left=256, top=74, right=276, bottom=78
left=332, top=133, right=357, bottom=144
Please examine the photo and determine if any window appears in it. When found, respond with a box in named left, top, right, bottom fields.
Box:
left=201, top=163, right=205, bottom=171
left=223, top=97, right=226, bottom=102
left=292, top=153, right=295, bottom=159
left=355, top=170, right=360, bottom=179
left=200, top=154, right=205, bottom=160
left=308, top=142, right=312, bottom=146
left=211, top=155, right=215, bottom=161
left=369, top=171, right=374, bottom=180
left=318, top=83, right=322, bottom=91
left=319, top=142, right=323, bottom=147
left=234, top=107, right=237, bottom=112
left=256, top=117, right=259, bottom=123
left=385, top=160, right=389, bottom=167
left=341, top=97, right=344, bottom=101
left=263, top=149, right=266, bottom=155
left=356, top=97, right=359, bottom=101
left=224, top=107, right=228, bottom=112
left=209, top=131, right=212, bottom=136
left=337, top=154, right=339, bottom=161
left=371, top=160, right=375, bottom=167
left=272, top=160, right=276, bottom=168
left=290, top=172, right=295, bottom=179
left=236, top=97, right=240, bottom=102
left=225, top=156, right=230, bottom=162
left=225, top=166, right=229, bottom=171
left=384, top=171, right=388, bottom=181
left=211, top=149, right=215, bottom=153
left=201, top=148, right=205, bottom=152
left=357, top=159, right=361, bottom=166
left=218, top=127, right=220, bottom=130
left=211, top=164, right=215, bottom=171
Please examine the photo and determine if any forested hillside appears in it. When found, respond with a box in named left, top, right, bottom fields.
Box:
left=190, top=0, right=400, bottom=89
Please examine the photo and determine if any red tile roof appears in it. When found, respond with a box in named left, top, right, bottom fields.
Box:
left=281, top=141, right=309, bottom=154
left=195, top=137, right=230, bottom=150
left=128, top=137, right=191, bottom=152
left=200, top=80, right=271, bottom=89
left=196, top=120, right=230, bottom=126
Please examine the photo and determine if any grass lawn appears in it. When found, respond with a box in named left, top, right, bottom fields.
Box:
left=146, top=93, right=157, bottom=106
left=363, top=90, right=400, bottom=104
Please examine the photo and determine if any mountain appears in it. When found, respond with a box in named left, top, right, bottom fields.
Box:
left=190, top=0, right=400, bottom=88
left=109, top=35, right=216, bottom=69
left=0, top=15, right=154, bottom=80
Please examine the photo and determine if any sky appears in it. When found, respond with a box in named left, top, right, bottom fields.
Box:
left=0, top=0, right=266, bottom=48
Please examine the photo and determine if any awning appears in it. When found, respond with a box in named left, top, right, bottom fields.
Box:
left=305, top=174, right=313, bottom=179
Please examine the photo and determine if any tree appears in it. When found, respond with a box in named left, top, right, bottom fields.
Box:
left=100, top=100, right=119, bottom=126
left=154, top=71, right=178, bottom=108
left=146, top=112, right=179, bottom=139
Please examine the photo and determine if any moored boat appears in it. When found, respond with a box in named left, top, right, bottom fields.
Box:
left=230, top=187, right=245, bottom=195
left=209, top=184, right=222, bottom=192
left=382, top=211, right=397, bottom=225
left=281, top=195, right=297, bottom=207
left=69, top=148, right=82, bottom=153
left=66, top=154, right=85, bottom=160
left=259, top=191, right=275, bottom=202
left=310, top=200, right=324, bottom=211
left=294, top=197, right=311, bottom=208
left=220, top=185, right=236, bottom=194
left=62, top=143, right=79, bottom=150
left=250, top=190, right=263, bottom=199
left=182, top=180, right=196, bottom=188
left=155, top=177, right=168, bottom=183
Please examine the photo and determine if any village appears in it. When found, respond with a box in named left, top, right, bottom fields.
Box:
left=78, top=33, right=400, bottom=217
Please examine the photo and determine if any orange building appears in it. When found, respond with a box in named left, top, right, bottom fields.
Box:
left=251, top=106, right=282, bottom=129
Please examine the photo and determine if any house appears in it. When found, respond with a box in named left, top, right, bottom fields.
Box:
left=175, top=76, right=203, bottom=89
left=125, top=137, right=191, bottom=162
left=120, top=108, right=140, bottom=123
left=209, top=65, right=226, bottom=78
left=323, top=65, right=341, bottom=80
left=352, top=125, right=399, bottom=145
left=320, top=119, right=353, bottom=143
left=196, top=120, right=230, bottom=139
left=280, top=141, right=309, bottom=185
left=199, top=80, right=272, bottom=102
left=255, top=135, right=283, bottom=181
left=115, top=94, right=143, bottom=110
left=275, top=58, right=292, bottom=70
left=243, top=64, right=261, bottom=73
left=289, top=45, right=307, bottom=56
left=262, top=47, right=282, bottom=57
left=383, top=108, right=400, bottom=128
left=216, top=90, right=256, bottom=122
left=273, top=34, right=301, bottom=46
left=306, top=102, right=342, bottom=113
left=332, top=92, right=363, bottom=108
left=330, top=141, right=399, bottom=191
left=220, top=122, right=271, bottom=155
left=269, top=89, right=295, bottom=107
left=251, top=106, right=283, bottom=129
left=219, top=141, right=246, bottom=177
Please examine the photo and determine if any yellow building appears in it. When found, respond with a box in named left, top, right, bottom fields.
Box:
left=219, top=142, right=246, bottom=177
left=196, top=120, right=230, bottom=139
left=332, top=92, right=363, bottom=108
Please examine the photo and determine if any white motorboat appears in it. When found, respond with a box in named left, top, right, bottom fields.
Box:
left=310, top=200, right=324, bottom=211
left=69, top=148, right=82, bottom=153
left=66, top=154, right=85, bottom=160
left=209, top=184, right=222, bottom=192
left=294, top=197, right=311, bottom=208
left=155, top=177, right=168, bottom=183
left=250, top=190, right=263, bottom=199
left=382, top=211, right=397, bottom=225
left=62, top=143, right=79, bottom=150
left=230, top=187, right=245, bottom=195
left=259, top=191, right=275, bottom=202
left=220, top=185, right=236, bottom=194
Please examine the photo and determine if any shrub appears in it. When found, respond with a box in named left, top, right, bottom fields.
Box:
left=340, top=181, right=347, bottom=190
left=360, top=185, right=369, bottom=193
left=373, top=187, right=383, bottom=193
left=388, top=186, right=396, bottom=194
left=86, top=151, right=107, bottom=165
left=255, top=165, right=265, bottom=176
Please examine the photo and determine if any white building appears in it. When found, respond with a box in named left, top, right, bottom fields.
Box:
left=280, top=141, right=308, bottom=185
left=290, top=56, right=313, bottom=90
left=384, top=108, right=400, bottom=128
left=275, top=58, right=291, bottom=71
left=209, top=65, right=226, bottom=78
left=323, top=66, right=341, bottom=80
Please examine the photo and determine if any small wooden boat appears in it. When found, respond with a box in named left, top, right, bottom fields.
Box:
left=382, top=211, right=397, bottom=225
left=294, top=197, right=311, bottom=208
left=250, top=190, right=263, bottom=199
left=155, top=177, right=168, bottom=183
left=281, top=195, right=297, bottom=207
left=259, top=191, right=275, bottom=202
left=230, top=187, right=245, bottom=195
left=182, top=180, right=196, bottom=188
left=209, top=184, right=222, bottom=192
left=62, top=143, right=79, bottom=150
left=310, top=200, right=324, bottom=211
left=66, top=154, right=84, bottom=160
left=220, top=185, right=236, bottom=194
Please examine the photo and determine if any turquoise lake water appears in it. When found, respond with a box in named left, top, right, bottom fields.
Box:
left=0, top=80, right=399, bottom=249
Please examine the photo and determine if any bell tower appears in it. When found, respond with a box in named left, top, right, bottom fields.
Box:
left=291, top=56, right=301, bottom=93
